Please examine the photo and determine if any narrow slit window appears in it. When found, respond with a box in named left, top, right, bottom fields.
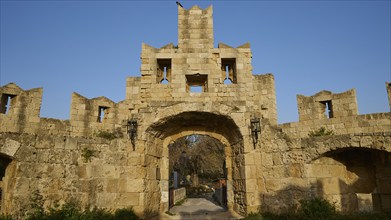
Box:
left=320, top=100, right=333, bottom=118
left=97, top=106, right=109, bottom=123
left=224, top=66, right=232, bottom=85
left=161, top=67, right=169, bottom=84
left=221, top=58, right=237, bottom=84
left=157, top=59, right=172, bottom=84
left=0, top=94, right=16, bottom=114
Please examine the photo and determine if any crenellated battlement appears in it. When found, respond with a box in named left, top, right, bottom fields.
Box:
left=0, top=83, right=42, bottom=133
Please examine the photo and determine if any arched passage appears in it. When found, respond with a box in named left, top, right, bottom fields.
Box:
left=0, top=153, right=14, bottom=213
left=167, top=134, right=227, bottom=208
left=143, top=111, right=246, bottom=215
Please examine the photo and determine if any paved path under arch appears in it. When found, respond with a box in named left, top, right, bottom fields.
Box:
left=156, top=198, right=243, bottom=220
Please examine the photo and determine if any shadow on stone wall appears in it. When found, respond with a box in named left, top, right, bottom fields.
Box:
left=322, top=148, right=391, bottom=212
left=260, top=148, right=391, bottom=214
left=260, top=182, right=318, bottom=214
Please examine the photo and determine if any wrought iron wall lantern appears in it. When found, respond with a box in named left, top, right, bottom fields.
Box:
left=250, top=117, right=261, bottom=148
left=127, top=118, right=138, bottom=150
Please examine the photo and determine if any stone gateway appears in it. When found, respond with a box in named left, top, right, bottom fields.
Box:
left=0, top=5, right=390, bottom=218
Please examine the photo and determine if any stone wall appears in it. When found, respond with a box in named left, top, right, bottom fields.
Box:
left=0, top=133, right=145, bottom=218
left=281, top=112, right=391, bottom=138
left=270, top=85, right=391, bottom=212
left=281, top=88, right=391, bottom=138
left=70, top=93, right=119, bottom=136
left=297, top=89, right=358, bottom=121
left=38, top=118, right=70, bottom=136
left=255, top=126, right=391, bottom=213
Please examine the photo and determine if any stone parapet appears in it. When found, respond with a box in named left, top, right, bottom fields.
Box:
left=280, top=112, right=391, bottom=138
left=0, top=83, right=42, bottom=134
left=297, top=89, right=358, bottom=121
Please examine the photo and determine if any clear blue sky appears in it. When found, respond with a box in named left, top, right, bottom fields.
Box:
left=1, top=0, right=390, bottom=124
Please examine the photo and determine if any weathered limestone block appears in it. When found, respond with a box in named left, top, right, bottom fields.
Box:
left=12, top=177, right=30, bottom=195
left=317, top=177, right=348, bottom=194
left=245, top=179, right=257, bottom=192
left=96, top=192, right=117, bottom=208
left=65, top=137, right=78, bottom=149
left=125, top=179, right=146, bottom=193
left=119, top=166, right=145, bottom=180
left=2, top=138, right=21, bottom=157
left=261, top=153, right=273, bottom=167
left=304, top=164, right=346, bottom=178
left=287, top=163, right=302, bottom=178
left=360, top=135, right=373, bottom=147
left=91, top=165, right=120, bottom=178
left=245, top=165, right=257, bottom=180
left=357, top=193, right=373, bottom=212
left=54, top=136, right=66, bottom=149
left=106, top=178, right=119, bottom=193
left=16, top=145, right=37, bottom=162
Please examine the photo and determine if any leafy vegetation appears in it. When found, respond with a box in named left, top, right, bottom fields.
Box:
left=95, top=129, right=122, bottom=140
left=81, top=148, right=96, bottom=162
left=174, top=198, right=186, bottom=206
left=169, top=134, right=225, bottom=186
left=308, top=126, right=334, bottom=137
left=0, top=214, right=13, bottom=220
left=298, top=197, right=337, bottom=220
left=164, top=211, right=175, bottom=216
left=243, top=198, right=391, bottom=220
left=19, top=195, right=140, bottom=220
left=186, top=186, right=214, bottom=198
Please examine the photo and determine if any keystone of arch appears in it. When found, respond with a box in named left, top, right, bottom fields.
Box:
left=0, top=138, right=21, bottom=158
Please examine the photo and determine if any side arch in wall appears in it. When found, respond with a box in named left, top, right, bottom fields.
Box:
left=0, top=138, right=20, bottom=213
left=309, top=148, right=391, bottom=212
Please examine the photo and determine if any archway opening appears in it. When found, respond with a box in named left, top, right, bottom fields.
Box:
left=0, top=155, right=12, bottom=211
left=168, top=134, right=227, bottom=208
left=144, top=111, right=246, bottom=216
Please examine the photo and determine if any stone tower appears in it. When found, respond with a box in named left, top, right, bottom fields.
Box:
left=178, top=5, right=214, bottom=51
